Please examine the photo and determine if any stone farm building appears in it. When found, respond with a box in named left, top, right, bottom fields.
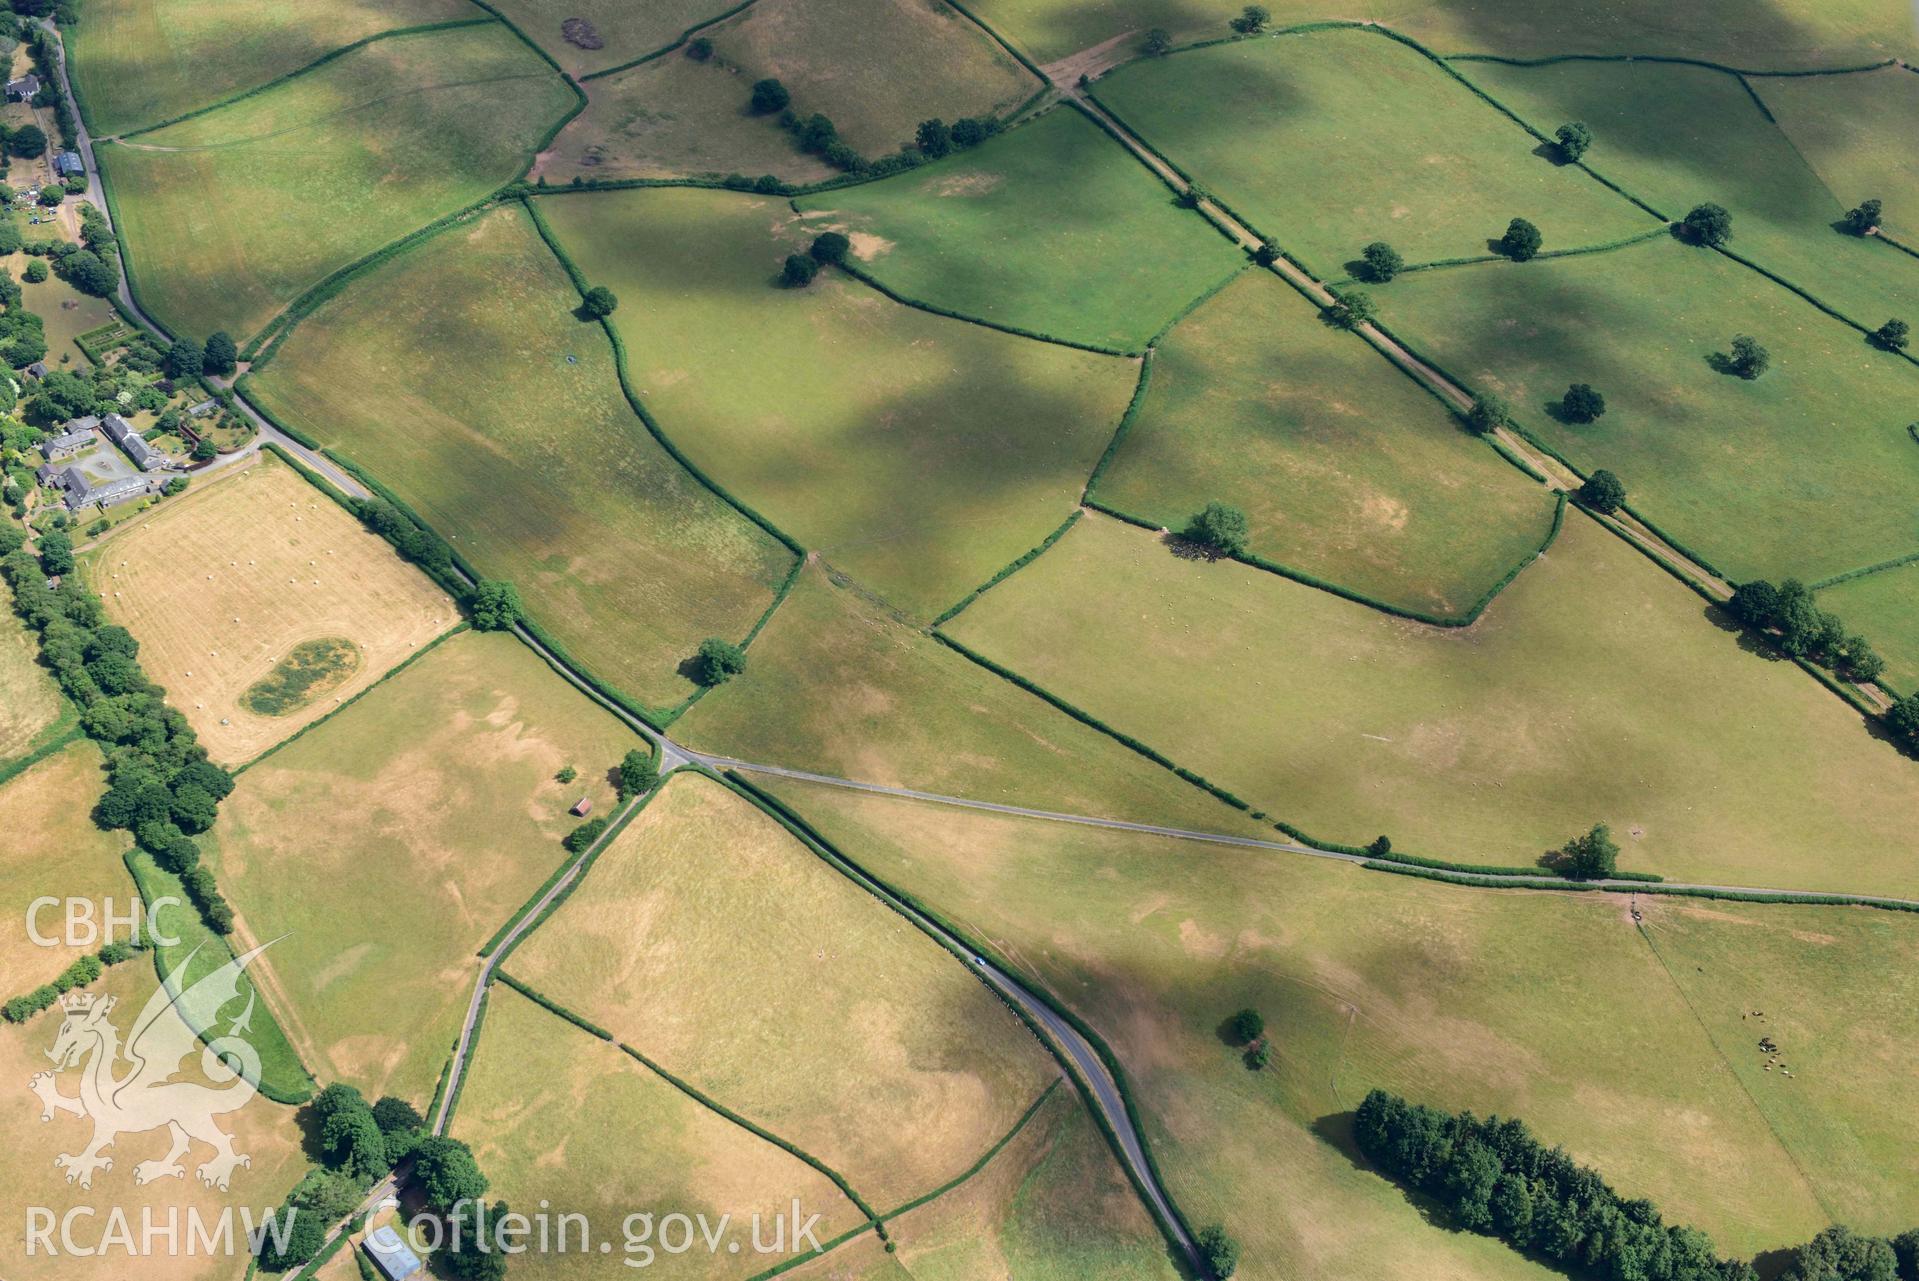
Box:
left=101, top=412, right=166, bottom=471
left=39, top=426, right=93, bottom=461
left=5, top=74, right=38, bottom=102
left=35, top=462, right=152, bottom=511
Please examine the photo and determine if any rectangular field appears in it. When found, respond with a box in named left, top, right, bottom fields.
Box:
left=538, top=187, right=1140, bottom=619
left=675, top=560, right=1264, bottom=836
left=453, top=983, right=870, bottom=1280
left=82, top=453, right=459, bottom=766
left=0, top=741, right=132, bottom=994
left=946, top=511, right=1919, bottom=897
left=66, top=0, right=475, bottom=136
left=1381, top=235, right=1919, bottom=583
left=774, top=780, right=1919, bottom=1272
left=0, top=580, right=66, bottom=766
left=1092, top=269, right=1560, bottom=618
left=98, top=23, right=577, bottom=341
left=209, top=630, right=641, bottom=1106
left=1094, top=27, right=1653, bottom=276
left=246, top=203, right=795, bottom=714
left=794, top=105, right=1246, bottom=351
left=508, top=772, right=1057, bottom=1208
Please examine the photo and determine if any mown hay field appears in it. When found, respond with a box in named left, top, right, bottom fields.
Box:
left=209, top=630, right=640, bottom=1106
left=0, top=580, right=65, bottom=765
left=539, top=187, right=1139, bottom=620
left=0, top=961, right=309, bottom=1281
left=675, top=560, right=1264, bottom=836
left=794, top=106, right=1245, bottom=350
left=99, top=23, right=576, bottom=340
left=453, top=983, right=870, bottom=1281
left=947, top=511, right=1919, bottom=895
left=509, top=772, right=1056, bottom=1208
left=247, top=203, right=795, bottom=714
left=776, top=781, right=1919, bottom=1275
left=1381, top=235, right=1919, bottom=583
left=1093, top=269, right=1560, bottom=617
left=1094, top=27, right=1653, bottom=276
left=82, top=454, right=458, bottom=766
left=0, top=741, right=130, bottom=995
left=67, top=0, right=473, bottom=136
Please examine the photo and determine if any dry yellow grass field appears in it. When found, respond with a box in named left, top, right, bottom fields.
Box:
left=83, top=454, right=458, bottom=765
left=0, top=581, right=63, bottom=763
left=510, top=772, right=1055, bottom=1209
left=211, top=631, right=640, bottom=1106
left=453, top=983, right=870, bottom=1280
left=0, top=962, right=308, bottom=1281
left=0, top=741, right=132, bottom=995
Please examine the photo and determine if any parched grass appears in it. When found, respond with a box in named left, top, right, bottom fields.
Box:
left=773, top=781, right=1919, bottom=1270
left=540, top=187, right=1141, bottom=619
left=537, top=52, right=837, bottom=184
left=1817, top=561, right=1919, bottom=694
left=674, top=560, right=1265, bottom=836
left=66, top=0, right=475, bottom=137
left=0, top=961, right=308, bottom=1281
left=452, top=983, right=870, bottom=1280
left=98, top=23, right=577, bottom=340
left=0, top=579, right=64, bottom=765
left=793, top=107, right=1244, bottom=350
left=1382, top=235, right=1919, bottom=583
left=508, top=771, right=1057, bottom=1208
left=1757, top=65, right=1919, bottom=245
left=1461, top=57, right=1919, bottom=330
left=1095, top=28, right=1653, bottom=277
left=1095, top=270, right=1559, bottom=617
left=0, top=741, right=128, bottom=994
left=700, top=0, right=1037, bottom=156
left=485, top=0, right=741, bottom=77
left=81, top=454, right=458, bottom=766
left=247, top=204, right=794, bottom=712
left=946, top=511, right=1919, bottom=897
left=209, top=630, right=640, bottom=1105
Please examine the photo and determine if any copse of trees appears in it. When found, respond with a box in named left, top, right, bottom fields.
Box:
left=1555, top=120, right=1592, bottom=162
left=781, top=253, right=819, bottom=287
left=350, top=496, right=458, bottom=590
left=1354, top=1089, right=1760, bottom=1280
left=0, top=526, right=238, bottom=934
left=749, top=78, right=789, bottom=114
left=1726, top=578, right=1884, bottom=684
left=617, top=748, right=658, bottom=800
left=1229, top=4, right=1270, bottom=33
left=809, top=231, right=849, bottom=266
left=1325, top=287, right=1376, bottom=330
left=1143, top=27, right=1174, bottom=55
left=203, top=330, right=237, bottom=376
left=1841, top=198, right=1881, bottom=236
left=466, top=579, right=521, bottom=632
left=1683, top=202, right=1733, bottom=246
left=915, top=114, right=996, bottom=159
left=1552, top=823, right=1618, bottom=879
left=260, top=1087, right=436, bottom=1271
left=1361, top=240, right=1403, bottom=282
left=1183, top=501, right=1249, bottom=556
left=1197, top=1224, right=1241, bottom=1278
left=1500, top=217, right=1543, bottom=261
left=7, top=123, right=43, bottom=158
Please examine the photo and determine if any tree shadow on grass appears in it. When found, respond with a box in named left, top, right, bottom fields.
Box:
left=1161, top=530, right=1224, bottom=562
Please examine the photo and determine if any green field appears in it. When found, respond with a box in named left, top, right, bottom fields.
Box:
left=99, top=23, right=576, bottom=340
left=0, top=581, right=64, bottom=766
left=538, top=51, right=838, bottom=184
left=1094, top=28, right=1653, bottom=276
left=0, top=741, right=129, bottom=994
left=238, top=636, right=362, bottom=717
left=947, top=511, right=1919, bottom=896
left=794, top=106, right=1245, bottom=350
left=701, top=0, right=1038, bottom=157
left=958, top=1, right=1914, bottom=66
left=771, top=781, right=1919, bottom=1274
left=674, top=560, right=1264, bottom=835
left=247, top=204, right=794, bottom=712
left=454, top=983, right=870, bottom=1280
left=1093, top=269, right=1560, bottom=617
left=539, top=187, right=1141, bottom=619
left=1463, top=57, right=1919, bottom=329
left=486, top=0, right=740, bottom=76
left=509, top=772, right=1057, bottom=1207
left=1759, top=65, right=1919, bottom=245
left=210, top=630, right=639, bottom=1105
left=1817, top=562, right=1919, bottom=694
left=67, top=0, right=474, bottom=137
left=1382, top=235, right=1919, bottom=582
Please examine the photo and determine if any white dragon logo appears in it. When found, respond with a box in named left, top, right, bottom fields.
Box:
left=27, top=940, right=274, bottom=1191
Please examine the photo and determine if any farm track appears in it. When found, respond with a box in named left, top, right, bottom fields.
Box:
left=38, top=19, right=1919, bottom=1275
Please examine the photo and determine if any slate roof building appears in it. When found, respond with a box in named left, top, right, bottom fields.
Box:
left=53, top=151, right=83, bottom=177
left=102, top=412, right=165, bottom=471
left=37, top=463, right=152, bottom=511
left=23, top=361, right=46, bottom=379
left=41, top=426, right=95, bottom=461
left=6, top=74, right=39, bottom=101
left=363, top=1227, right=423, bottom=1281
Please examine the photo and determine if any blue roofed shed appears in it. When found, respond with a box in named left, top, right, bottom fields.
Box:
left=363, top=1226, right=423, bottom=1281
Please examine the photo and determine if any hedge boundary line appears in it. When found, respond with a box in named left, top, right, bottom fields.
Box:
left=238, top=380, right=321, bottom=448
left=315, top=451, right=478, bottom=600
left=88, top=140, right=164, bottom=343
left=579, top=0, right=769, bottom=81
left=232, top=625, right=469, bottom=776
left=440, top=982, right=488, bottom=1126
left=1331, top=225, right=1671, bottom=285
left=425, top=1036, right=458, bottom=1125
left=123, top=850, right=317, bottom=1105
left=1711, top=242, right=1919, bottom=372
left=456, top=0, right=595, bottom=175
left=1364, top=860, right=1919, bottom=913
left=518, top=197, right=807, bottom=559
left=931, top=510, right=1081, bottom=627
left=116, top=18, right=502, bottom=140
left=1081, top=351, right=1155, bottom=495
left=495, top=971, right=614, bottom=1040
left=0, top=713, right=83, bottom=793
left=1810, top=549, right=1919, bottom=591
left=1876, top=231, right=1919, bottom=262
left=827, top=255, right=1141, bottom=356
left=258, top=440, right=348, bottom=502
left=724, top=773, right=1206, bottom=1268
left=476, top=781, right=662, bottom=960
left=1444, top=51, right=1897, bottom=78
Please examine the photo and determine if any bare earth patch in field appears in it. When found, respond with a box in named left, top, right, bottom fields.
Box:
left=84, top=454, right=458, bottom=766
